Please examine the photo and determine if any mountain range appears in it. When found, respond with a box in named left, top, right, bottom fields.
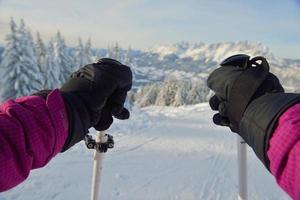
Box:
left=1, top=40, right=299, bottom=93
left=97, top=41, right=297, bottom=99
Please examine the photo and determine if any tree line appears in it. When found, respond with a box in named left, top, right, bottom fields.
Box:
left=134, top=77, right=210, bottom=107
left=0, top=18, right=210, bottom=107
left=0, top=18, right=130, bottom=101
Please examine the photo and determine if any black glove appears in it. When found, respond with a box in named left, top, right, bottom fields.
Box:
left=207, top=54, right=300, bottom=168
left=207, top=54, right=284, bottom=132
left=37, top=58, right=132, bottom=151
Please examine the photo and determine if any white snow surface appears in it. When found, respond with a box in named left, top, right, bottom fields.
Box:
left=1, top=104, right=290, bottom=200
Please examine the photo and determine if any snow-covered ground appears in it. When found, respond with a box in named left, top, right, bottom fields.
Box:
left=1, top=104, right=290, bottom=200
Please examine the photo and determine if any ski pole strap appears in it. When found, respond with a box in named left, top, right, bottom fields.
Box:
left=84, top=134, right=114, bottom=153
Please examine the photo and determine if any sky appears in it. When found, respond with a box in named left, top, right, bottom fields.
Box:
left=0, top=0, right=300, bottom=59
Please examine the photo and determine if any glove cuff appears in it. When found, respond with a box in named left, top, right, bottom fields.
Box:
left=32, top=90, right=52, bottom=99
left=60, top=91, right=91, bottom=152
left=240, top=93, right=300, bottom=169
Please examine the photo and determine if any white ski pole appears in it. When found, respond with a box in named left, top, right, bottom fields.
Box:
left=237, top=135, right=248, bottom=200
left=86, top=131, right=114, bottom=200
left=90, top=131, right=107, bottom=200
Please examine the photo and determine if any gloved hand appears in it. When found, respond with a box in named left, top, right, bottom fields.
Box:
left=59, top=58, right=132, bottom=151
left=207, top=54, right=300, bottom=168
left=207, top=54, right=284, bottom=133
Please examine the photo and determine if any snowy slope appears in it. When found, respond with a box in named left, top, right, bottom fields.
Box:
left=1, top=104, right=290, bottom=200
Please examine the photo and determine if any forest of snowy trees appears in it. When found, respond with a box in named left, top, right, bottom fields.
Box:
left=0, top=18, right=93, bottom=101
left=0, top=18, right=130, bottom=101
left=0, top=18, right=211, bottom=106
left=134, top=77, right=210, bottom=107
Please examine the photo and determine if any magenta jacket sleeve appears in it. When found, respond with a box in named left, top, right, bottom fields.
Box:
left=0, top=89, right=68, bottom=192
left=267, top=103, right=300, bottom=200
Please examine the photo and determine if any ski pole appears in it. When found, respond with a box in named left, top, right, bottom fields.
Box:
left=237, top=135, right=248, bottom=200
left=90, top=131, right=105, bottom=200
left=84, top=131, right=114, bottom=200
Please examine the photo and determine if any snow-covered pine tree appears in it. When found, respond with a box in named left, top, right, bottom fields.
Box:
left=155, top=77, right=178, bottom=106
left=113, top=42, right=121, bottom=61
left=35, top=32, right=47, bottom=87
left=53, top=31, right=73, bottom=83
left=136, top=83, right=159, bottom=107
left=0, top=18, right=43, bottom=100
left=0, top=18, right=20, bottom=100
left=186, top=80, right=209, bottom=104
left=74, top=37, right=93, bottom=70
left=154, top=85, right=167, bottom=106
left=173, top=80, right=191, bottom=106
left=16, top=19, right=43, bottom=96
left=134, top=77, right=210, bottom=107
left=84, top=37, right=93, bottom=63
left=44, top=40, right=60, bottom=89
left=106, top=44, right=113, bottom=58
left=74, top=37, right=85, bottom=70
left=107, top=42, right=121, bottom=61
left=124, top=46, right=132, bottom=66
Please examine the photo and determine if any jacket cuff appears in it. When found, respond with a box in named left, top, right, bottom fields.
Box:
left=240, top=93, right=300, bottom=169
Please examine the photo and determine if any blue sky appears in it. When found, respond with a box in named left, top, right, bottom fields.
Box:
left=0, top=0, right=299, bottom=59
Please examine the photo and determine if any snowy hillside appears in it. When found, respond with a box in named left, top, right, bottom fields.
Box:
left=1, top=104, right=290, bottom=200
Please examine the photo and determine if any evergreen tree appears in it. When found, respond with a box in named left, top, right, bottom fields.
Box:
left=134, top=78, right=210, bottom=107
left=124, top=46, right=132, bottom=65
left=44, top=40, right=60, bottom=89
left=84, top=37, right=93, bottom=63
left=74, top=37, right=94, bottom=70
left=35, top=32, right=47, bottom=86
left=74, top=37, right=85, bottom=70
left=0, top=18, right=43, bottom=100
left=155, top=77, right=177, bottom=106
left=106, top=44, right=113, bottom=58
left=173, top=80, right=190, bottom=106
left=107, top=42, right=121, bottom=61
left=16, top=19, right=43, bottom=96
left=0, top=18, right=20, bottom=100
left=136, top=83, right=159, bottom=107
left=113, top=42, right=120, bottom=61
left=186, top=80, right=209, bottom=104
left=53, top=31, right=73, bottom=83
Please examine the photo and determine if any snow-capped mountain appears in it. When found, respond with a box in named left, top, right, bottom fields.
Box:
left=123, top=41, right=300, bottom=106
left=150, top=41, right=275, bottom=63
left=129, top=41, right=300, bottom=88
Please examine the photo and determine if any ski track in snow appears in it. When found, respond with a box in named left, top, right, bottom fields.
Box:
left=1, top=104, right=290, bottom=200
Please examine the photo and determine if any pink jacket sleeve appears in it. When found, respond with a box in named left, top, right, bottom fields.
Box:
left=267, top=103, right=300, bottom=200
left=0, top=89, right=68, bottom=192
